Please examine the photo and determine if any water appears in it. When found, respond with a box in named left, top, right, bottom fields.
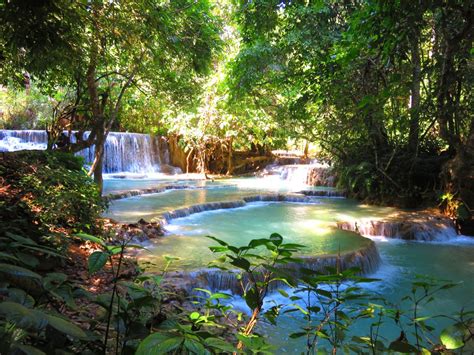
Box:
left=0, top=129, right=173, bottom=174
left=107, top=180, right=473, bottom=352
left=139, top=202, right=377, bottom=271
left=266, top=238, right=474, bottom=353
left=105, top=180, right=346, bottom=223
left=4, top=129, right=473, bottom=351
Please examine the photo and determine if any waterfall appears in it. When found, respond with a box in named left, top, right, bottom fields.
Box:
left=337, top=216, right=458, bottom=241
left=0, top=129, right=174, bottom=174
left=0, top=130, right=47, bottom=151
left=299, top=190, right=346, bottom=198
left=156, top=194, right=322, bottom=226
left=261, top=162, right=335, bottom=187
left=164, top=241, right=381, bottom=294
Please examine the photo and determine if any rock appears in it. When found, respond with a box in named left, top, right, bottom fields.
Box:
left=306, top=166, right=336, bottom=187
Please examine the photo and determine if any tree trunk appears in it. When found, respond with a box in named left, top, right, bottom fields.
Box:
left=226, top=137, right=233, bottom=176
left=408, top=32, right=421, bottom=154
left=88, top=124, right=106, bottom=194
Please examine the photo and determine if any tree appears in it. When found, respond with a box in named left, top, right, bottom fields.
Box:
left=228, top=0, right=473, bottom=215
left=1, top=0, right=222, bottom=192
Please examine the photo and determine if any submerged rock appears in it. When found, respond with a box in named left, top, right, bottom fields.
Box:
left=106, top=219, right=165, bottom=243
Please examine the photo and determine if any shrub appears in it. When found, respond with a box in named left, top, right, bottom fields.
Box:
left=0, top=150, right=105, bottom=234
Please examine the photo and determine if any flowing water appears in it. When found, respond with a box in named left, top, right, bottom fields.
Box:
left=4, top=129, right=474, bottom=352
left=105, top=178, right=474, bottom=352
left=0, top=129, right=173, bottom=174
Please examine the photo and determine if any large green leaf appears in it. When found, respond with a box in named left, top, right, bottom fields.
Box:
left=74, top=233, right=105, bottom=246
left=440, top=323, right=466, bottom=350
left=229, top=256, right=250, bottom=271
left=46, top=314, right=88, bottom=339
left=205, top=337, right=236, bottom=352
left=136, top=333, right=184, bottom=354
left=0, top=302, right=47, bottom=330
left=0, top=263, right=42, bottom=280
left=183, top=339, right=206, bottom=354
left=7, top=288, right=35, bottom=308
left=269, top=233, right=283, bottom=246
left=11, top=344, right=46, bottom=355
left=88, top=251, right=108, bottom=274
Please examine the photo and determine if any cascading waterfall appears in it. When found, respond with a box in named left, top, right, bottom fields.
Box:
left=75, top=132, right=172, bottom=174
left=156, top=194, right=322, bottom=225
left=165, top=242, right=381, bottom=294
left=0, top=129, right=175, bottom=174
left=337, top=216, right=458, bottom=241
left=0, top=129, right=48, bottom=151
left=261, top=162, right=335, bottom=187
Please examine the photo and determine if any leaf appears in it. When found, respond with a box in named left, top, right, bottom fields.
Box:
left=244, top=288, right=260, bottom=310
left=209, top=292, right=232, bottom=300
left=106, top=246, right=122, bottom=255
left=229, top=256, right=250, bottom=271
left=0, top=302, right=48, bottom=330
left=269, top=233, right=283, bottom=246
left=88, top=251, right=108, bottom=274
left=315, top=288, right=332, bottom=298
left=0, top=251, right=19, bottom=262
left=440, top=323, right=467, bottom=350
left=11, top=344, right=46, bottom=355
left=289, top=332, right=306, bottom=339
left=206, top=236, right=228, bottom=246
left=136, top=333, right=184, bottom=354
left=205, top=337, right=236, bottom=352
left=183, top=339, right=206, bottom=354
left=6, top=231, right=38, bottom=245
left=46, top=314, right=88, bottom=339
left=0, top=263, right=42, bottom=280
left=209, top=246, right=228, bottom=253
left=74, top=233, right=105, bottom=246
left=8, top=288, right=35, bottom=308
left=248, top=238, right=270, bottom=248
left=189, top=312, right=200, bottom=320
left=388, top=340, right=418, bottom=353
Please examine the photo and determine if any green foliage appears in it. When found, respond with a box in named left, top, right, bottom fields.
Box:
left=1, top=150, right=105, bottom=232
left=0, top=85, right=54, bottom=129
left=229, top=0, right=473, bottom=205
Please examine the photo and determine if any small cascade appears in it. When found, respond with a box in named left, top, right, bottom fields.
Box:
left=105, top=184, right=239, bottom=201
left=0, top=129, right=175, bottom=174
left=260, top=160, right=335, bottom=188
left=337, top=215, right=458, bottom=241
left=0, top=130, right=47, bottom=151
left=165, top=241, right=381, bottom=294
left=242, top=193, right=321, bottom=204
left=157, top=194, right=322, bottom=226
left=299, top=190, right=346, bottom=198
left=160, top=201, right=247, bottom=224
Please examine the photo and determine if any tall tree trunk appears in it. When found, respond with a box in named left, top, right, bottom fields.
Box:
left=90, top=125, right=106, bottom=193
left=408, top=33, right=421, bottom=155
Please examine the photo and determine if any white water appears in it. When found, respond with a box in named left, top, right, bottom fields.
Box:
left=261, top=162, right=331, bottom=189
left=0, top=129, right=178, bottom=174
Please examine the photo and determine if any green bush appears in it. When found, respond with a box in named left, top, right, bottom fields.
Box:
left=0, top=150, right=105, bottom=233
